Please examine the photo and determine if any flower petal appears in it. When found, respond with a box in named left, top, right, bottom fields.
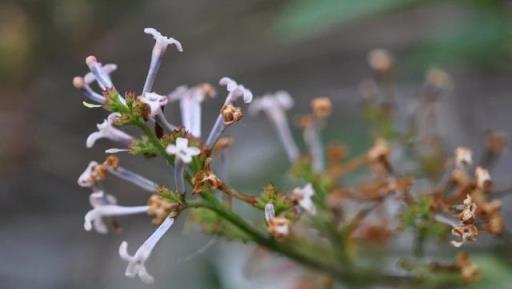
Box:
left=175, top=137, right=188, bottom=149
left=86, top=131, right=103, bottom=148
left=137, top=265, right=155, bottom=284
left=166, top=144, right=178, bottom=155
left=119, top=241, right=135, bottom=261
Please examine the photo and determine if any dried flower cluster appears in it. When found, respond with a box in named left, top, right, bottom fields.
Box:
left=72, top=31, right=509, bottom=288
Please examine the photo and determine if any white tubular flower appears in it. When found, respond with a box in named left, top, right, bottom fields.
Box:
left=84, top=191, right=149, bottom=234
left=119, top=217, right=175, bottom=284
left=144, top=27, right=183, bottom=54
left=291, top=183, right=316, bottom=215
left=86, top=113, right=133, bottom=148
left=85, top=56, right=114, bottom=90
left=166, top=137, right=201, bottom=163
left=142, top=28, right=182, bottom=94
left=72, top=76, right=105, bottom=104
left=77, top=161, right=99, bottom=187
left=205, top=77, right=253, bottom=148
left=168, top=86, right=208, bottom=137
left=139, top=92, right=168, bottom=119
left=84, top=63, right=117, bottom=86
left=250, top=91, right=299, bottom=162
left=219, top=77, right=253, bottom=104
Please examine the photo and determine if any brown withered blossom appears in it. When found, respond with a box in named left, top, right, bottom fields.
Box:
left=264, top=203, right=291, bottom=240
left=213, top=137, right=234, bottom=154
left=451, top=224, right=478, bottom=248
left=367, top=49, right=394, bottom=74
left=478, top=199, right=503, bottom=236
left=367, top=138, right=392, bottom=174
left=456, top=252, right=480, bottom=283
left=460, top=194, right=477, bottom=223
left=311, top=97, right=332, bottom=119
left=192, top=158, right=223, bottom=194
left=89, top=155, right=121, bottom=182
left=221, top=103, right=243, bottom=125
left=455, top=147, right=472, bottom=169
left=451, top=195, right=478, bottom=247
left=297, top=114, right=315, bottom=129
left=267, top=217, right=291, bottom=240
left=147, top=194, right=174, bottom=225
left=196, top=82, right=217, bottom=99
left=475, top=166, right=493, bottom=192
left=425, top=67, right=452, bottom=94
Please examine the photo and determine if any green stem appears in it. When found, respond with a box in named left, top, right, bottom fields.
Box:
left=185, top=196, right=420, bottom=287
left=186, top=200, right=345, bottom=277
left=134, top=120, right=174, bottom=164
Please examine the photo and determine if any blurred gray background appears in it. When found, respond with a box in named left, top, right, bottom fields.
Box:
left=2, top=0, right=512, bottom=288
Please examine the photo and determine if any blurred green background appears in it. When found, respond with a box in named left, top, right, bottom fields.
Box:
left=2, top=0, right=512, bottom=288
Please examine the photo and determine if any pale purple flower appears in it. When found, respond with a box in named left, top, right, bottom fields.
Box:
left=84, top=191, right=149, bottom=234
left=219, top=77, right=253, bottom=104
left=168, top=86, right=207, bottom=137
left=85, top=56, right=114, bottom=90
left=206, top=77, right=253, bottom=148
left=118, top=217, right=175, bottom=283
left=142, top=28, right=182, bottom=94
left=250, top=91, right=299, bottom=162
left=86, top=113, right=133, bottom=148
left=139, top=92, right=168, bottom=119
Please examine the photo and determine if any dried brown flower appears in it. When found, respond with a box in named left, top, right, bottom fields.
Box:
left=478, top=199, right=503, bottom=236
left=147, top=194, right=174, bottom=225
left=221, top=103, right=243, bottom=125
left=485, top=211, right=504, bottom=236
left=460, top=195, right=477, bottom=223
left=352, top=224, right=391, bottom=244
left=311, top=97, right=332, bottom=118
left=485, top=131, right=507, bottom=154
left=195, top=82, right=216, bottom=98
left=367, top=138, right=393, bottom=174
left=192, top=158, right=223, bottom=194
left=456, top=252, right=480, bottom=283
left=451, top=224, right=478, bottom=248
left=103, top=155, right=120, bottom=169
left=213, top=137, right=234, bottom=154
left=475, top=166, right=492, bottom=192
left=451, top=195, right=478, bottom=247
left=426, top=67, right=452, bottom=92
left=297, top=114, right=315, bottom=128
left=327, top=143, right=347, bottom=163
left=368, top=49, right=393, bottom=73
left=367, top=138, right=391, bottom=163
left=267, top=217, right=291, bottom=240
left=455, top=147, right=472, bottom=169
